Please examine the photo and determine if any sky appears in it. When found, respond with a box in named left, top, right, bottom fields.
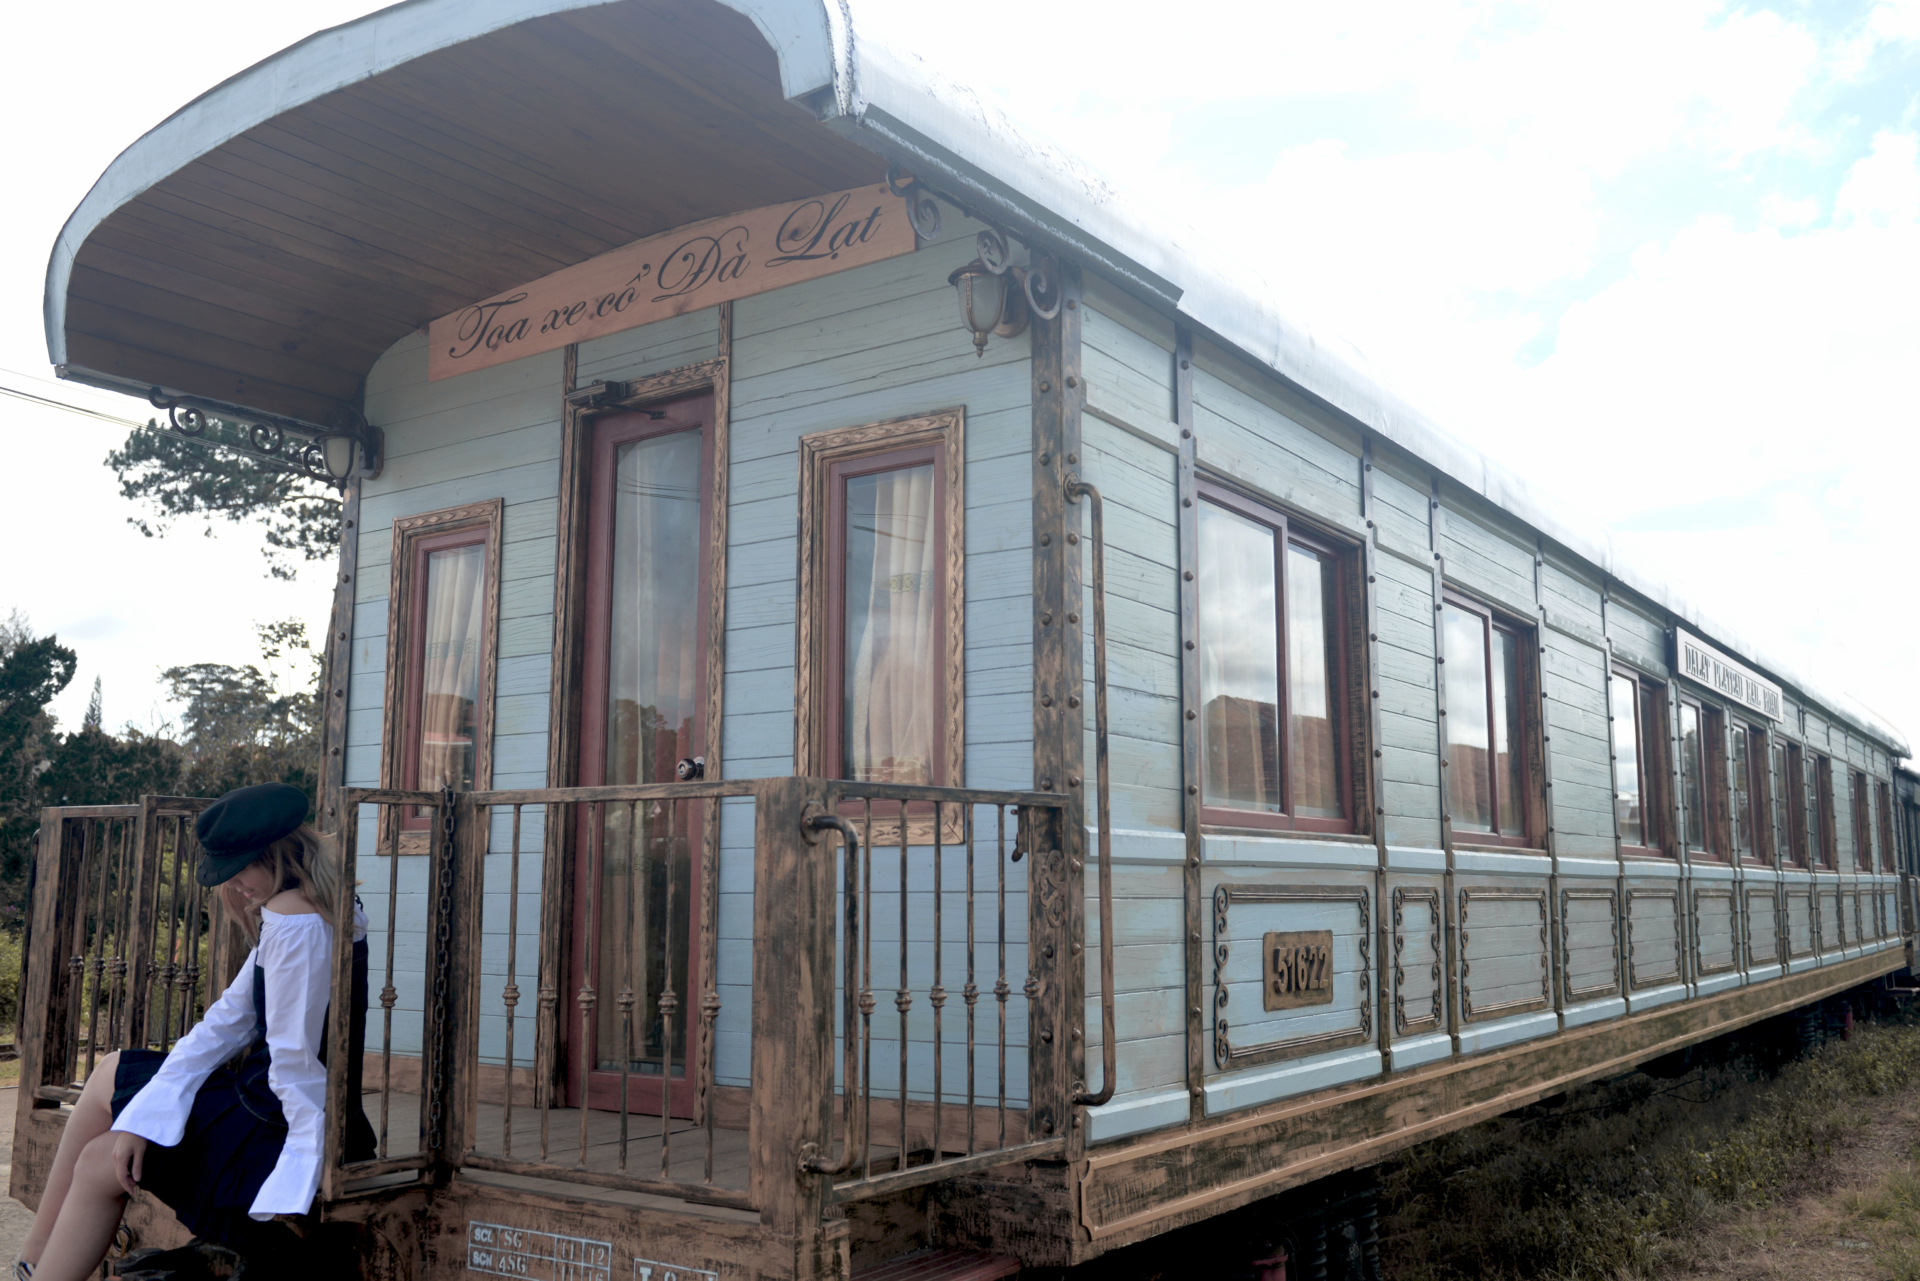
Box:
left=2, top=0, right=1917, bottom=748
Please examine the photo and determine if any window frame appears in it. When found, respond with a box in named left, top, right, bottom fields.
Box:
left=1440, top=588, right=1541, bottom=850
left=380, top=499, right=504, bottom=852
left=1783, top=742, right=1809, bottom=867
left=795, top=409, right=965, bottom=839
left=1193, top=480, right=1358, bottom=835
left=1730, top=718, right=1768, bottom=867
left=1851, top=769, right=1874, bottom=872
left=1877, top=780, right=1895, bottom=877
left=1676, top=694, right=1727, bottom=860
left=1610, top=664, right=1668, bottom=857
left=1811, top=752, right=1837, bottom=868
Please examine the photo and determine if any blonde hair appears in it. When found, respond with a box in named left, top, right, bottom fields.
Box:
left=217, top=823, right=344, bottom=940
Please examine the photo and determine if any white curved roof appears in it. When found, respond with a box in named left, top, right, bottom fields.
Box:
left=44, top=0, right=1909, bottom=756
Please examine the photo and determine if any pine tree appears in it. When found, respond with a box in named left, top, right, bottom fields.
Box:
left=83, top=675, right=102, bottom=729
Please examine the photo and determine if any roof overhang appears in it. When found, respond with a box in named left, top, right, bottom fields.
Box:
left=45, top=0, right=873, bottom=426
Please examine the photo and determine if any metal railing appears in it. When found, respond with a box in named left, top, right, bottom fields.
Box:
left=802, top=782, right=1067, bottom=1203
left=19, top=798, right=236, bottom=1107
left=324, top=778, right=1068, bottom=1212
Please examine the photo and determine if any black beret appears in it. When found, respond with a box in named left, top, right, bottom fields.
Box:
left=193, top=783, right=310, bottom=887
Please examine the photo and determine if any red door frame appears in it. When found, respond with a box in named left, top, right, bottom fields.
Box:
left=568, top=391, right=713, bottom=1116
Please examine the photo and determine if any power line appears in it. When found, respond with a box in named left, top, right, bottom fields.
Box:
left=0, top=378, right=149, bottom=431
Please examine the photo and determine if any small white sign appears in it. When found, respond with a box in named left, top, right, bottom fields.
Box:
left=1673, top=629, right=1783, bottom=722
left=467, top=1221, right=613, bottom=1281
left=633, top=1259, right=718, bottom=1281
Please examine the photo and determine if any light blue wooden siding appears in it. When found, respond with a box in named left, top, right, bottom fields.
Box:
left=1192, top=354, right=1364, bottom=539
left=1542, top=556, right=1605, bottom=650
left=1608, top=596, right=1667, bottom=676
left=1439, top=498, right=1535, bottom=619
left=723, top=208, right=1031, bottom=785
left=1543, top=626, right=1614, bottom=858
left=577, top=308, right=720, bottom=386
left=1075, top=289, right=1188, bottom=1138
left=350, top=333, right=567, bottom=1060
left=1374, top=549, right=1442, bottom=849
left=722, top=206, right=1036, bottom=1095
left=1371, top=455, right=1431, bottom=563
left=1078, top=291, right=1183, bottom=842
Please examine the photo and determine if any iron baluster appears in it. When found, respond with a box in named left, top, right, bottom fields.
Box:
left=428, top=787, right=455, bottom=1161
left=501, top=804, right=522, bottom=1158
left=897, top=809, right=911, bottom=1172
left=964, top=805, right=978, bottom=1155
left=931, top=801, right=945, bottom=1159
left=618, top=801, right=638, bottom=1172
left=377, top=800, right=402, bottom=1161
left=659, top=799, right=678, bottom=1181
left=579, top=801, right=602, bottom=1167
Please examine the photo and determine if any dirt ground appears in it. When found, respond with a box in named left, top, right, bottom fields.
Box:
left=1664, top=1086, right=1920, bottom=1281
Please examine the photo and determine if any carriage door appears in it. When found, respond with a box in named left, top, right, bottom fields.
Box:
left=570, top=391, right=712, bottom=1116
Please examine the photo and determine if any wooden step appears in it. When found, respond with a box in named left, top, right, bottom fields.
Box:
left=852, top=1248, right=1023, bottom=1281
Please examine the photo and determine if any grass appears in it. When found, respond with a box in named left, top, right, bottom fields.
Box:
left=1379, top=1008, right=1920, bottom=1281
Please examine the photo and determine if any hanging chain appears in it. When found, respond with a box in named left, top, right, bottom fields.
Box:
left=427, top=785, right=456, bottom=1158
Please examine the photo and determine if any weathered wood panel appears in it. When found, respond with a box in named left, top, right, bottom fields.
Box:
left=1560, top=886, right=1620, bottom=1003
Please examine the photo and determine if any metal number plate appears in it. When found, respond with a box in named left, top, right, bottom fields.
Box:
left=1263, top=930, right=1335, bottom=1010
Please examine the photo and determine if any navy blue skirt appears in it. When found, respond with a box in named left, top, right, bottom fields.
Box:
left=111, top=1047, right=286, bottom=1246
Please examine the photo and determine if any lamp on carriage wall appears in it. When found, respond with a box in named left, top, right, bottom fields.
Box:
left=947, top=228, right=1064, bottom=356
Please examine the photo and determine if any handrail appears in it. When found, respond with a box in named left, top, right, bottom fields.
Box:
left=1066, top=475, right=1116, bottom=1108
left=798, top=812, right=865, bottom=1176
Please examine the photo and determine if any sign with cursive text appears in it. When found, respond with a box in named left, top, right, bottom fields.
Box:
left=1673, top=628, right=1783, bottom=722
left=428, top=185, right=914, bottom=380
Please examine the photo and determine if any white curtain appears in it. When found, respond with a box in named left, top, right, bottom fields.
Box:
left=417, top=543, right=485, bottom=791
left=845, top=464, right=938, bottom=784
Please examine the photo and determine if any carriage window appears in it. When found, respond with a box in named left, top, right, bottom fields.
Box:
left=1441, top=592, right=1534, bottom=847
left=1196, top=485, right=1352, bottom=832
left=1772, top=738, right=1794, bottom=865
left=1852, top=770, right=1874, bottom=871
left=384, top=501, right=501, bottom=837
left=798, top=411, right=965, bottom=797
left=1731, top=721, right=1761, bottom=862
left=1879, top=782, right=1896, bottom=876
left=1807, top=752, right=1834, bottom=867
left=1679, top=701, right=1709, bottom=854
left=834, top=450, right=941, bottom=784
left=1611, top=668, right=1665, bottom=853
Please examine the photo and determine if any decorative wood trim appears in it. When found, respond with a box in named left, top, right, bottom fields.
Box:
left=1390, top=886, right=1442, bottom=1035
left=1690, top=886, right=1738, bottom=977
left=794, top=408, right=966, bottom=846
left=1558, top=887, right=1620, bottom=1003
left=1785, top=886, right=1816, bottom=958
left=1458, top=887, right=1549, bottom=1022
left=1626, top=887, right=1683, bottom=988
left=379, top=498, right=504, bottom=855
left=1742, top=887, right=1781, bottom=967
left=319, top=478, right=362, bottom=836
left=1176, top=330, right=1204, bottom=1123
left=1211, top=884, right=1372, bottom=1068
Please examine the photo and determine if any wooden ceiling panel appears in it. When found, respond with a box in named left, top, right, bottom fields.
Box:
left=63, top=0, right=886, bottom=423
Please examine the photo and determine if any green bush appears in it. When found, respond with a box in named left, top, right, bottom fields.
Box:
left=0, top=927, right=20, bottom=1034
left=1381, top=1015, right=1920, bottom=1281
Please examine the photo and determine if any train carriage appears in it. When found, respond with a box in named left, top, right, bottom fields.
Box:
left=14, top=1, right=1916, bottom=1276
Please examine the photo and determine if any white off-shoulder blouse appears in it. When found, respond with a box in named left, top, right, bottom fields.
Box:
left=112, top=904, right=367, bottom=1220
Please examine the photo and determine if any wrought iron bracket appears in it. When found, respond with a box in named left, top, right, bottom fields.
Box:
left=888, top=164, right=1064, bottom=322
left=147, top=387, right=383, bottom=490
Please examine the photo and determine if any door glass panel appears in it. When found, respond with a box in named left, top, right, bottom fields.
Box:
left=1804, top=757, right=1823, bottom=865
left=842, top=463, right=938, bottom=784
left=1611, top=674, right=1642, bottom=846
left=1772, top=740, right=1791, bottom=862
left=1285, top=544, right=1341, bottom=819
left=1200, top=502, right=1281, bottom=811
left=598, top=428, right=702, bottom=1076
left=1442, top=605, right=1493, bottom=833
left=415, top=543, right=485, bottom=796
left=1732, top=725, right=1753, bottom=858
left=1681, top=704, right=1706, bottom=851
left=1491, top=627, right=1525, bottom=838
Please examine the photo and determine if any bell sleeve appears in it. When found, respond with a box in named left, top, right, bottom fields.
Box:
left=111, top=946, right=262, bottom=1147
left=246, top=912, right=335, bottom=1219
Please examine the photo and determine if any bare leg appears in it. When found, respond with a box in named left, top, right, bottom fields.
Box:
left=29, top=1134, right=128, bottom=1281
left=19, top=1050, right=120, bottom=1266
